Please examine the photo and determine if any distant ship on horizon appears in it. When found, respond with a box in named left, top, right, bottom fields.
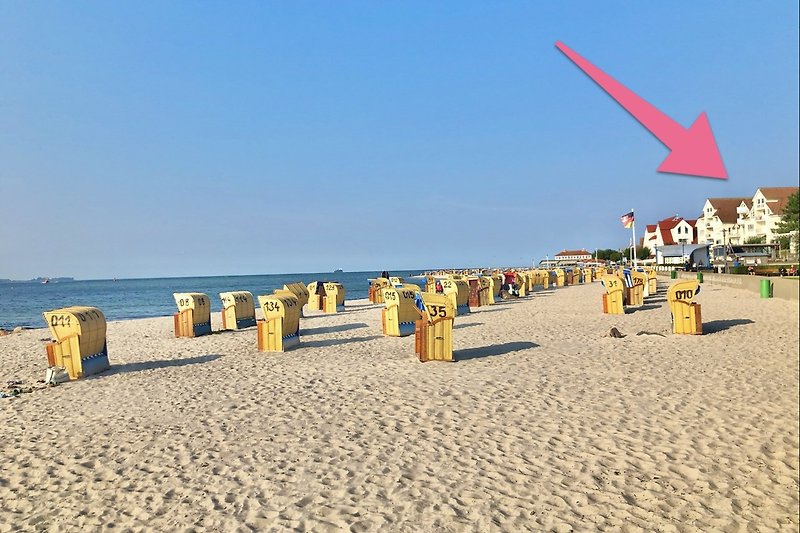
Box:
left=334, top=268, right=343, bottom=273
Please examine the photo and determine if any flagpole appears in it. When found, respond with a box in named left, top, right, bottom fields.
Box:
left=631, top=209, right=637, bottom=269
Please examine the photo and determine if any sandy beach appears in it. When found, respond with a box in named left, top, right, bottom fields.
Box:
left=1, top=280, right=798, bottom=532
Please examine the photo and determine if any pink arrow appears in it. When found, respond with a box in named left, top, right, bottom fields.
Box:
left=556, top=41, right=727, bottom=179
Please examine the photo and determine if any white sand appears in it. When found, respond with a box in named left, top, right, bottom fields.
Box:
left=1, top=281, right=798, bottom=532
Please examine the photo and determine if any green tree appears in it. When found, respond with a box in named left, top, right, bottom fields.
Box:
left=774, top=191, right=799, bottom=245
left=745, top=235, right=766, bottom=244
left=636, top=245, right=651, bottom=261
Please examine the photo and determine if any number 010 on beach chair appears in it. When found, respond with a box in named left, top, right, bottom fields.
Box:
left=257, top=294, right=301, bottom=351
left=415, top=293, right=455, bottom=362
left=173, top=293, right=212, bottom=337
left=42, top=307, right=109, bottom=380
left=667, top=280, right=702, bottom=335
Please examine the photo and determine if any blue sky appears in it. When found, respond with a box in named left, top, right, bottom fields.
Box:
left=1, top=2, right=797, bottom=279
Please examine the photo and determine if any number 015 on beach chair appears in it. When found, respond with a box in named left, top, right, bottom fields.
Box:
left=42, top=307, right=109, bottom=380
left=415, top=293, right=455, bottom=362
left=667, top=280, right=702, bottom=335
left=381, top=286, right=420, bottom=337
left=257, top=294, right=301, bottom=351
left=600, top=275, right=625, bottom=314
left=173, top=293, right=212, bottom=337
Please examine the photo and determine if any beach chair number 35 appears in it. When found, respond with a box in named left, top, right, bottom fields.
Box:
left=428, top=305, right=447, bottom=318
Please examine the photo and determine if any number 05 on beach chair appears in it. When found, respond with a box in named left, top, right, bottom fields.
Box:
left=42, top=307, right=109, bottom=380
left=173, top=293, right=212, bottom=337
left=414, top=293, right=455, bottom=362
left=667, top=280, right=702, bottom=335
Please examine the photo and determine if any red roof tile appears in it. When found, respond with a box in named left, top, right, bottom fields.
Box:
left=707, top=197, right=752, bottom=223
left=758, top=187, right=799, bottom=215
left=555, top=249, right=591, bottom=257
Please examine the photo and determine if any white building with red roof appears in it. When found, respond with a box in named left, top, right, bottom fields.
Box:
left=696, top=187, right=798, bottom=245
left=642, top=216, right=697, bottom=248
left=554, top=249, right=592, bottom=262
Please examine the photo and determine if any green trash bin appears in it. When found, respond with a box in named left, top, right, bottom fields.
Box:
left=760, top=279, right=772, bottom=299
left=670, top=270, right=677, bottom=280
left=697, top=272, right=704, bottom=283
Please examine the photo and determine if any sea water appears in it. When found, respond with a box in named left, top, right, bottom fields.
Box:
left=0, top=270, right=425, bottom=329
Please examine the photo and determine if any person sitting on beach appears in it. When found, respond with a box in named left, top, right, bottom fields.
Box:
left=381, top=270, right=389, bottom=279
left=748, top=265, right=755, bottom=276
left=502, top=270, right=518, bottom=297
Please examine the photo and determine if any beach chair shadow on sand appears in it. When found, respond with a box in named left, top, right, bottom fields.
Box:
left=453, top=322, right=484, bottom=330
left=300, top=335, right=383, bottom=348
left=701, top=319, right=755, bottom=334
left=456, top=341, right=538, bottom=361
left=301, top=323, right=368, bottom=335
left=99, top=354, right=222, bottom=376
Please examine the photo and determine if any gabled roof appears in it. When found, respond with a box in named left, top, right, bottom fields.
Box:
left=645, top=224, right=657, bottom=233
left=706, top=197, right=751, bottom=223
left=660, top=228, right=675, bottom=245
left=657, top=216, right=683, bottom=230
left=555, top=249, right=591, bottom=257
left=757, top=187, right=798, bottom=215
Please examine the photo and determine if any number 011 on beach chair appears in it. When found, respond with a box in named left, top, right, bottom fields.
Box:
left=414, top=293, right=455, bottom=362
left=42, top=307, right=109, bottom=380
left=668, top=280, right=702, bottom=335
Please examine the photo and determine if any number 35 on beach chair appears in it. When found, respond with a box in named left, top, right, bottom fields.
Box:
left=600, top=275, right=625, bottom=315
left=667, top=280, right=702, bottom=335
left=414, top=293, right=455, bottom=362
left=42, top=307, right=109, bottom=380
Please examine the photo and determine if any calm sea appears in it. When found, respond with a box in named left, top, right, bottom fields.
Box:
left=0, top=270, right=426, bottom=330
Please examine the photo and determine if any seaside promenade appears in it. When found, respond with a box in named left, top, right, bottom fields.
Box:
left=1, top=280, right=798, bottom=531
